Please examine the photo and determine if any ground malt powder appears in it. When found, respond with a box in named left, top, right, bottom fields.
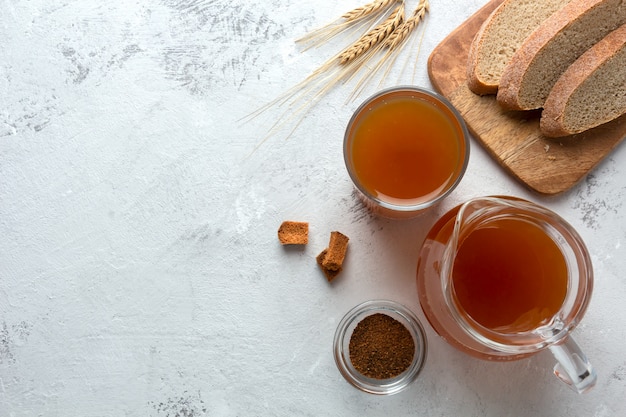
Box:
left=348, top=313, right=415, bottom=379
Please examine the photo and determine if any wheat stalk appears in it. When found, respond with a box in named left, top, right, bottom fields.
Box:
left=296, top=0, right=399, bottom=48
left=383, top=0, right=429, bottom=50
left=338, top=3, right=405, bottom=65
left=342, top=0, right=398, bottom=22
left=348, top=0, right=429, bottom=100
left=244, top=0, right=430, bottom=153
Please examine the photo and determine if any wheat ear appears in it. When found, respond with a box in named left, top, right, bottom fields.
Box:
left=348, top=0, right=429, bottom=100
left=296, top=0, right=398, bottom=48
left=342, top=0, right=398, bottom=22
left=338, top=3, right=405, bottom=65
left=383, top=0, right=429, bottom=50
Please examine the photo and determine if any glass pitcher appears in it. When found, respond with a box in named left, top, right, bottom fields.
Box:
left=416, top=196, right=596, bottom=393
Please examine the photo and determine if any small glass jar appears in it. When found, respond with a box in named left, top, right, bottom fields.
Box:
left=333, top=300, right=427, bottom=395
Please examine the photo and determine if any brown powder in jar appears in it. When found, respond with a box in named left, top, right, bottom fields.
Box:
left=349, top=313, right=415, bottom=379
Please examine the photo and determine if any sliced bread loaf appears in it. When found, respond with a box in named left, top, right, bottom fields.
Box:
left=467, top=0, right=571, bottom=95
left=497, top=0, right=626, bottom=111
left=540, top=23, right=626, bottom=137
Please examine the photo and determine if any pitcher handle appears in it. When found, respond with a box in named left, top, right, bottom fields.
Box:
left=549, top=336, right=597, bottom=394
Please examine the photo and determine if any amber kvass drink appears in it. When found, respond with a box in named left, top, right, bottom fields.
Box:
left=416, top=196, right=596, bottom=393
left=452, top=216, right=568, bottom=334
left=344, top=87, right=468, bottom=218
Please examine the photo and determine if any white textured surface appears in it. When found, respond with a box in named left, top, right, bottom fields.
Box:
left=1, top=0, right=625, bottom=416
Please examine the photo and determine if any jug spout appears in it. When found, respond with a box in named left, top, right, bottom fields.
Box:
left=450, top=197, right=528, bottom=241
left=549, top=336, right=597, bottom=394
left=444, top=197, right=507, bottom=261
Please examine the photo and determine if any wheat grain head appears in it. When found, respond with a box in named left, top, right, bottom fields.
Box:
left=338, top=3, right=405, bottom=65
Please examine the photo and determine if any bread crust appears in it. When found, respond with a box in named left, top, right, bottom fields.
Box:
left=497, top=0, right=626, bottom=111
left=540, top=24, right=626, bottom=137
left=466, top=5, right=501, bottom=95
left=467, top=0, right=570, bottom=96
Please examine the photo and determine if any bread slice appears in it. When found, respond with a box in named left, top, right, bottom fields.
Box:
left=467, top=0, right=571, bottom=95
left=321, top=231, right=349, bottom=271
left=316, top=249, right=342, bottom=282
left=540, top=24, right=626, bottom=137
left=497, top=0, right=626, bottom=111
left=316, top=231, right=349, bottom=282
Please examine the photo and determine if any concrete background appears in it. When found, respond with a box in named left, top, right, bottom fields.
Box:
left=1, top=0, right=625, bottom=415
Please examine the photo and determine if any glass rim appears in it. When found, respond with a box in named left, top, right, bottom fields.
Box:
left=343, top=85, right=470, bottom=213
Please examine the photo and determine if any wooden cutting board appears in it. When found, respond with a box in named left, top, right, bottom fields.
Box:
left=428, top=0, right=626, bottom=195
